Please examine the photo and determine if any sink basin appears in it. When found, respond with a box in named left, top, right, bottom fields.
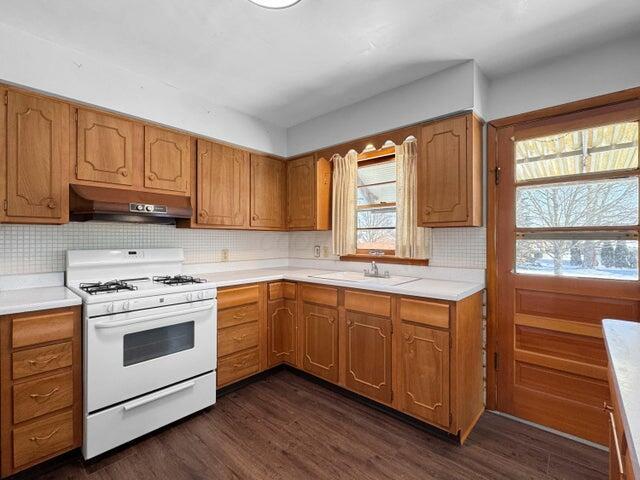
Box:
left=309, top=271, right=419, bottom=286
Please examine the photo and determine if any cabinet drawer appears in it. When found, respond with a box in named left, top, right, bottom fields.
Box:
left=13, top=410, right=74, bottom=469
left=13, top=371, right=74, bottom=424
left=344, top=290, right=391, bottom=317
left=218, top=285, right=259, bottom=310
left=218, top=303, right=259, bottom=329
left=218, top=322, right=259, bottom=357
left=13, top=342, right=73, bottom=380
left=217, top=348, right=259, bottom=387
left=268, top=282, right=296, bottom=300
left=12, top=310, right=75, bottom=349
left=400, top=298, right=449, bottom=329
left=302, top=284, right=338, bottom=307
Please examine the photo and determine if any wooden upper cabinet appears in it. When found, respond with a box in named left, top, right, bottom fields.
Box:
left=250, top=154, right=285, bottom=229
left=268, top=298, right=297, bottom=367
left=196, top=140, right=249, bottom=228
left=301, top=302, right=339, bottom=382
left=399, top=323, right=450, bottom=428
left=2, top=90, right=68, bottom=223
left=286, top=155, right=332, bottom=231
left=417, top=113, right=482, bottom=227
left=76, top=109, right=134, bottom=186
left=344, top=311, right=392, bottom=404
left=144, top=126, right=190, bottom=194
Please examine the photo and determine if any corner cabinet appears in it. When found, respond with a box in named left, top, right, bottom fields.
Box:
left=286, top=155, right=331, bottom=230
left=267, top=282, right=297, bottom=367
left=417, top=113, right=482, bottom=227
left=1, top=90, right=69, bottom=224
left=250, top=154, right=286, bottom=229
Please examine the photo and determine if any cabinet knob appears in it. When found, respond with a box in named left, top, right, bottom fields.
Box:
left=424, top=207, right=432, bottom=215
left=148, top=173, right=155, bottom=180
left=120, top=169, right=128, bottom=177
left=346, top=319, right=353, bottom=327
left=252, top=214, right=258, bottom=221
left=47, top=200, right=56, bottom=209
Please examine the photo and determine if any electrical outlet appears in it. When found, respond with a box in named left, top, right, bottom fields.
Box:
left=322, top=246, right=330, bottom=258
left=221, top=249, right=229, bottom=262
left=313, top=245, right=321, bottom=258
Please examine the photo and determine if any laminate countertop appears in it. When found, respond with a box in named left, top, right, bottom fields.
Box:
left=603, top=319, right=640, bottom=477
left=200, top=267, right=484, bottom=302
left=0, top=286, right=82, bottom=316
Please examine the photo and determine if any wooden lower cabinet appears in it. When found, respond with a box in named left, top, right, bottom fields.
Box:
left=268, top=298, right=297, bottom=367
left=301, top=302, right=339, bottom=383
left=0, top=306, right=82, bottom=478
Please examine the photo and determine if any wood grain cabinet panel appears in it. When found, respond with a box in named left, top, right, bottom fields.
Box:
left=218, top=321, right=259, bottom=357
left=12, top=311, right=75, bottom=349
left=12, top=371, right=73, bottom=424
left=12, top=342, right=73, bottom=380
left=76, top=109, right=134, bottom=186
left=144, top=126, right=190, bottom=194
left=399, top=323, right=450, bottom=428
left=287, top=155, right=315, bottom=229
left=197, top=140, right=249, bottom=227
left=12, top=410, right=74, bottom=470
left=418, top=114, right=482, bottom=227
left=302, top=303, right=339, bottom=382
left=3, top=90, right=68, bottom=223
left=217, top=303, right=259, bottom=330
left=217, top=348, right=260, bottom=387
left=344, top=312, right=392, bottom=404
left=268, top=298, right=297, bottom=366
left=250, top=154, right=285, bottom=229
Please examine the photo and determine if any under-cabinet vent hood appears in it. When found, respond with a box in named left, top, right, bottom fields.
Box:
left=70, top=185, right=192, bottom=224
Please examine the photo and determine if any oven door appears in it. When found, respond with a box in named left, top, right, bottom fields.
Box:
left=86, top=300, right=216, bottom=412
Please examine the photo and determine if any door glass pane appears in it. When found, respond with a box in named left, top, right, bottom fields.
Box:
left=356, top=228, right=396, bottom=251
left=357, top=160, right=396, bottom=186
left=357, top=207, right=396, bottom=229
left=516, top=239, right=638, bottom=280
left=515, top=121, right=638, bottom=183
left=357, top=184, right=396, bottom=206
left=516, top=177, right=639, bottom=228
left=123, top=321, right=194, bottom=367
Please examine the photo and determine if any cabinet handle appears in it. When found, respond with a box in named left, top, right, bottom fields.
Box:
left=233, top=334, right=248, bottom=342
left=252, top=214, right=258, bottom=221
left=233, top=360, right=248, bottom=368
left=28, top=354, right=61, bottom=368
left=120, top=169, right=128, bottom=177
left=604, top=402, right=625, bottom=476
left=346, top=319, right=353, bottom=327
left=148, top=173, right=155, bottom=180
left=47, top=200, right=57, bottom=209
left=30, top=427, right=60, bottom=443
left=30, top=387, right=59, bottom=401
left=233, top=312, right=247, bottom=320
left=424, top=207, right=432, bottom=216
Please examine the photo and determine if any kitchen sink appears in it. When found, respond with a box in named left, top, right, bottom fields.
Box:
left=309, top=271, right=419, bottom=286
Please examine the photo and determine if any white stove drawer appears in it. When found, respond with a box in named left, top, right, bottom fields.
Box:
left=83, top=371, right=216, bottom=459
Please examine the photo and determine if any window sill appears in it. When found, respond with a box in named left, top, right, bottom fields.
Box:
left=339, top=255, right=428, bottom=266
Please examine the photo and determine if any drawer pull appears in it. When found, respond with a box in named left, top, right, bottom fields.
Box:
left=233, top=334, right=249, bottom=342
left=233, top=360, right=248, bottom=368
left=29, top=387, right=59, bottom=401
left=30, top=427, right=60, bottom=443
left=28, top=354, right=61, bottom=368
left=233, top=312, right=247, bottom=320
left=604, top=402, right=624, bottom=476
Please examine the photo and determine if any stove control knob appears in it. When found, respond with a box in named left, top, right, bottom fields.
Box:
left=122, top=301, right=130, bottom=311
left=186, top=292, right=193, bottom=302
left=136, top=204, right=144, bottom=211
left=197, top=291, right=204, bottom=300
left=145, top=205, right=154, bottom=212
left=106, top=303, right=114, bottom=313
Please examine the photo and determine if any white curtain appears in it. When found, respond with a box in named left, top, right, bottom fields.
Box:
left=395, top=140, right=431, bottom=259
left=332, top=150, right=358, bottom=256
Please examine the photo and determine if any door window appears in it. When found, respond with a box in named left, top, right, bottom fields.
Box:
left=123, top=321, right=195, bottom=366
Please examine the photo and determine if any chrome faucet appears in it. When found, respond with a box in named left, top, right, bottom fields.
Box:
left=364, top=261, right=390, bottom=278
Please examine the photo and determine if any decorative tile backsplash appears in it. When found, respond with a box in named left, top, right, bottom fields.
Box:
left=0, top=223, right=485, bottom=275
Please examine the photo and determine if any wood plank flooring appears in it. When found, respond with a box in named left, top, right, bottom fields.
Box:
left=13, top=369, right=607, bottom=480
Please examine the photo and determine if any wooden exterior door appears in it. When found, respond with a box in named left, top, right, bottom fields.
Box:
left=399, top=323, right=450, bottom=428
left=144, top=126, right=190, bottom=194
left=418, top=115, right=469, bottom=226
left=344, top=311, right=392, bottom=404
left=197, top=140, right=250, bottom=227
left=76, top=109, right=134, bottom=186
left=268, top=298, right=296, bottom=366
left=4, top=91, right=68, bottom=222
left=287, top=155, right=315, bottom=229
left=302, top=303, right=339, bottom=382
left=250, top=154, right=285, bottom=229
left=491, top=101, right=640, bottom=445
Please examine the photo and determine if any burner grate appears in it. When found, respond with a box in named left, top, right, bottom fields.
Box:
left=153, top=275, right=206, bottom=286
left=79, top=280, right=138, bottom=295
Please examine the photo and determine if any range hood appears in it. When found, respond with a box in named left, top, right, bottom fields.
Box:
left=70, top=185, right=192, bottom=224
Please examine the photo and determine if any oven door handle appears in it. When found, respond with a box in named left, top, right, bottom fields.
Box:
left=94, top=305, right=214, bottom=329
left=122, top=380, right=196, bottom=412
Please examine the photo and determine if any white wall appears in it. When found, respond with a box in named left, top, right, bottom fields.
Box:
left=486, top=32, right=640, bottom=121
left=286, top=61, right=476, bottom=156
left=0, top=23, right=287, bottom=156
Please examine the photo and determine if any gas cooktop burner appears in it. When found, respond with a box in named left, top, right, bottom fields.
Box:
left=153, top=275, right=207, bottom=286
left=79, top=280, right=139, bottom=295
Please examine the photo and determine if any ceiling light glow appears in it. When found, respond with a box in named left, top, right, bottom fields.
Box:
left=248, top=0, right=302, bottom=9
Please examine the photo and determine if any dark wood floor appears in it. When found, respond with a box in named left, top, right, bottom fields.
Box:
left=16, top=370, right=607, bottom=480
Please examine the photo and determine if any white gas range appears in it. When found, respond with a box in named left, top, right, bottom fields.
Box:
left=66, top=248, right=217, bottom=459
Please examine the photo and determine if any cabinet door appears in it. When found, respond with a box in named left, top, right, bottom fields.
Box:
left=250, top=154, right=285, bottom=229
left=197, top=140, right=249, bottom=227
left=4, top=91, right=68, bottom=222
left=144, top=126, right=190, bottom=194
left=302, top=303, right=338, bottom=382
left=268, top=298, right=296, bottom=366
left=287, top=155, right=315, bottom=229
left=418, top=115, right=468, bottom=225
left=399, top=323, right=450, bottom=427
left=76, top=109, right=134, bottom=186
left=344, top=311, right=392, bottom=403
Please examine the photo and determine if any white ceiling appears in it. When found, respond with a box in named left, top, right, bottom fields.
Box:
left=2, top=0, right=640, bottom=127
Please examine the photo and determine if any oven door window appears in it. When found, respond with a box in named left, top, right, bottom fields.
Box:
left=123, top=321, right=195, bottom=367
